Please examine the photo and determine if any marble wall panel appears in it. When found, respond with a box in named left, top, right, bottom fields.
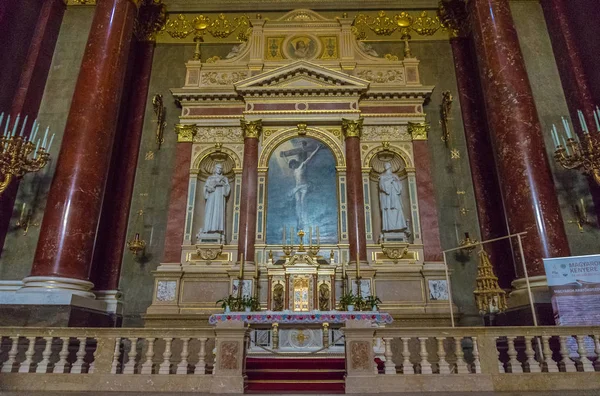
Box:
left=376, top=279, right=423, bottom=302
left=0, top=7, right=94, bottom=280
left=510, top=1, right=600, bottom=255
left=181, top=280, right=230, bottom=303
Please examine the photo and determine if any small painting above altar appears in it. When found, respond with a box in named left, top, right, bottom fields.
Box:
left=285, top=36, right=318, bottom=60
left=266, top=137, right=338, bottom=244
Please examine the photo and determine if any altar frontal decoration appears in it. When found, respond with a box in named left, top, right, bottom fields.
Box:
left=209, top=311, right=393, bottom=325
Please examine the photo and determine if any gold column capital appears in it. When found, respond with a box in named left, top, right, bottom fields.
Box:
left=342, top=118, right=364, bottom=139
left=240, top=119, right=263, bottom=139
left=175, top=123, right=197, bottom=143
left=408, top=121, right=430, bottom=141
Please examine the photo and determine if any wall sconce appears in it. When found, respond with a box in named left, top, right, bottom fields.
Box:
left=568, top=198, right=588, bottom=233
left=15, top=203, right=39, bottom=236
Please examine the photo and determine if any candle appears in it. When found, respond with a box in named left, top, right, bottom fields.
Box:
left=11, top=114, right=20, bottom=137
left=0, top=113, right=4, bottom=135
left=290, top=227, right=293, bottom=245
left=309, top=226, right=312, bottom=247
left=31, top=123, right=40, bottom=143
left=19, top=115, right=28, bottom=137
left=283, top=224, right=286, bottom=245
left=356, top=247, right=361, bottom=278
left=561, top=136, right=570, bottom=155
left=239, top=253, right=245, bottom=279
left=316, top=226, right=320, bottom=245
left=3, top=115, right=9, bottom=137
left=20, top=203, right=26, bottom=219
left=41, top=127, right=48, bottom=148
left=562, top=117, right=573, bottom=139
left=33, top=139, right=40, bottom=159
left=47, top=134, right=55, bottom=152
left=596, top=106, right=600, bottom=131
left=551, top=127, right=558, bottom=148
left=581, top=198, right=585, bottom=215
left=578, top=110, right=589, bottom=134
left=594, top=109, right=600, bottom=132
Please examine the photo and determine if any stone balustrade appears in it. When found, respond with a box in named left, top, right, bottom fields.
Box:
left=344, top=324, right=600, bottom=393
left=0, top=324, right=599, bottom=393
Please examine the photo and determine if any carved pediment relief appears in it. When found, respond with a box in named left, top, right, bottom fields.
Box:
left=235, top=60, right=369, bottom=96
left=277, top=9, right=330, bottom=22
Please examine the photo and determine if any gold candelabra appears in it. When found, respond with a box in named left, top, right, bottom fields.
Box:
left=473, top=249, right=507, bottom=316
left=458, top=232, right=478, bottom=255
left=551, top=109, right=600, bottom=185
left=127, top=193, right=148, bottom=256
left=297, top=229, right=306, bottom=252
left=0, top=113, right=53, bottom=195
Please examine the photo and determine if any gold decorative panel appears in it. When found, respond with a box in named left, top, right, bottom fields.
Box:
left=265, top=37, right=285, bottom=60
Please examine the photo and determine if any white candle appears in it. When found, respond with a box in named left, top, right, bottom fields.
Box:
left=3, top=115, right=9, bottom=137
left=551, top=126, right=559, bottom=147
left=578, top=110, right=589, bottom=134
left=283, top=225, right=286, bottom=245
left=309, top=226, right=312, bottom=247
left=19, top=115, right=28, bottom=137
left=0, top=113, right=4, bottom=135
left=316, top=226, right=320, bottom=245
left=11, top=114, right=20, bottom=137
left=580, top=198, right=585, bottom=215
left=41, top=127, right=48, bottom=148
left=31, top=123, right=40, bottom=142
left=562, top=136, right=570, bottom=155
left=562, top=117, right=573, bottom=139
left=594, top=109, right=600, bottom=132
left=290, top=227, right=293, bottom=245
left=47, top=134, right=55, bottom=152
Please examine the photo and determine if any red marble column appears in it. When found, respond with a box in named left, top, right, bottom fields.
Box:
left=163, top=143, right=193, bottom=262
left=237, top=120, right=261, bottom=263
left=91, top=40, right=156, bottom=292
left=28, top=0, right=139, bottom=285
left=450, top=37, right=514, bottom=287
left=342, top=120, right=367, bottom=263
left=413, top=141, right=443, bottom=262
left=541, top=0, right=600, bottom=223
left=0, top=0, right=65, bottom=258
left=469, top=0, right=570, bottom=276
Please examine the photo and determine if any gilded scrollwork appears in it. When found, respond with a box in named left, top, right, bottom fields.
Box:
left=195, top=244, right=223, bottom=261
left=362, top=125, right=410, bottom=142
left=201, top=71, right=249, bottom=86
left=408, top=121, right=430, bottom=141
left=175, top=124, right=197, bottom=143
left=356, top=69, right=405, bottom=84
left=193, top=127, right=243, bottom=143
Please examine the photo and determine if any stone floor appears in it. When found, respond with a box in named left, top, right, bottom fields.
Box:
left=2, top=392, right=600, bottom=396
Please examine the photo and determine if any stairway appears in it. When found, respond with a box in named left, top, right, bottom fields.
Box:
left=245, top=356, right=346, bottom=394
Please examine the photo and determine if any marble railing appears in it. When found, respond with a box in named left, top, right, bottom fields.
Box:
left=0, top=327, right=218, bottom=375
left=373, top=326, right=600, bottom=375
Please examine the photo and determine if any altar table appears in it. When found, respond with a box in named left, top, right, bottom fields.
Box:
left=208, top=310, right=393, bottom=325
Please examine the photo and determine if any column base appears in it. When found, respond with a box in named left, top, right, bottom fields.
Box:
left=0, top=277, right=121, bottom=327
left=494, top=275, right=555, bottom=326
left=94, top=289, right=123, bottom=314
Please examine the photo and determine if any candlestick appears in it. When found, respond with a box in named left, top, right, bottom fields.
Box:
left=316, top=226, right=320, bottom=245
left=356, top=247, right=360, bottom=278
left=309, top=226, right=312, bottom=247
left=283, top=224, right=286, bottom=245
left=290, top=226, right=293, bottom=245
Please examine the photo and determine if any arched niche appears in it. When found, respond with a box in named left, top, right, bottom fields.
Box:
left=367, top=148, right=415, bottom=244
left=189, top=149, right=239, bottom=245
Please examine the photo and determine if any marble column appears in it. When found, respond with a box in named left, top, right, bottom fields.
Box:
left=91, top=1, right=166, bottom=310
left=0, top=0, right=66, bottom=260
left=24, top=0, right=140, bottom=296
left=469, top=0, right=570, bottom=276
left=541, top=0, right=600, bottom=223
left=237, top=120, right=262, bottom=263
left=342, top=119, right=367, bottom=263
left=450, top=36, right=514, bottom=287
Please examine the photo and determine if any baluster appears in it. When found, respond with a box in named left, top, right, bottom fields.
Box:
left=542, top=336, right=558, bottom=373
left=110, top=338, right=122, bottom=374
left=436, top=337, right=450, bottom=374
left=400, top=337, right=413, bottom=375
left=159, top=337, right=173, bottom=374
left=141, top=338, right=155, bottom=374
left=53, top=337, right=70, bottom=373
left=1, top=336, right=18, bottom=373
left=559, top=336, right=576, bottom=372
left=454, top=337, right=469, bottom=374
left=495, top=337, right=505, bottom=373
left=576, top=335, right=594, bottom=372
left=507, top=337, right=522, bottom=373
left=524, top=337, right=541, bottom=373
left=18, top=336, right=36, bottom=373
left=36, top=337, right=54, bottom=373
left=471, top=337, right=481, bottom=374
left=177, top=338, right=190, bottom=374
left=71, top=337, right=87, bottom=374
left=123, top=338, right=138, bottom=374
left=89, top=338, right=98, bottom=374
left=418, top=337, right=432, bottom=374
left=195, top=337, right=207, bottom=375
left=382, top=337, right=396, bottom=374
left=594, top=335, right=600, bottom=371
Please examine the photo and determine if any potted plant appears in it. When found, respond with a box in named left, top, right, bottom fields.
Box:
left=216, top=295, right=238, bottom=313
left=340, top=293, right=356, bottom=311
left=242, top=296, right=258, bottom=312
left=354, top=295, right=365, bottom=311
left=365, top=295, right=382, bottom=311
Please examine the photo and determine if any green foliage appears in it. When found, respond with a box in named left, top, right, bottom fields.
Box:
left=364, top=295, right=382, bottom=310
left=339, top=293, right=356, bottom=310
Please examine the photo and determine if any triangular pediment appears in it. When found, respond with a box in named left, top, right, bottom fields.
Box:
left=234, top=61, right=369, bottom=95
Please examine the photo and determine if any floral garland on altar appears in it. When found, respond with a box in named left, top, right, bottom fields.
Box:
left=208, top=310, right=393, bottom=325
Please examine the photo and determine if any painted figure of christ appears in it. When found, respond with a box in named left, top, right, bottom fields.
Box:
left=284, top=143, right=321, bottom=229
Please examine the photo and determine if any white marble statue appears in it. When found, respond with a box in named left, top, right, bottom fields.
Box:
left=378, top=162, right=407, bottom=232
left=202, top=163, right=230, bottom=234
